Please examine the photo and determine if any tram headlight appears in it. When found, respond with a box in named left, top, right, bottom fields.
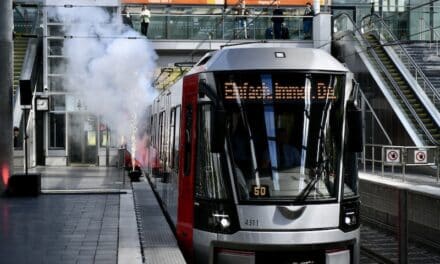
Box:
left=344, top=213, right=356, bottom=226
left=194, top=200, right=239, bottom=234
left=212, top=213, right=231, bottom=230
left=340, top=200, right=360, bottom=232
left=220, top=217, right=230, bottom=228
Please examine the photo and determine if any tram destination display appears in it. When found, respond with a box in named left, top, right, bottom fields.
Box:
left=223, top=81, right=337, bottom=101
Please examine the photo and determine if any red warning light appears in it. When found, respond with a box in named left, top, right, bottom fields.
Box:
left=2, top=163, right=10, bottom=186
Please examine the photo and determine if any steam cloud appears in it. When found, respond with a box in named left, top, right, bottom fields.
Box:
left=50, top=6, right=157, bottom=148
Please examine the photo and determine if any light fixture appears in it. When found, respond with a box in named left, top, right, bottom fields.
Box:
left=274, top=52, right=286, bottom=58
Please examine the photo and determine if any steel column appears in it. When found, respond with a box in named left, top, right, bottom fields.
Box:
left=0, top=0, right=13, bottom=193
left=398, top=189, right=408, bottom=264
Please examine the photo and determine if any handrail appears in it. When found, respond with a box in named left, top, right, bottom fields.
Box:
left=130, top=12, right=312, bottom=19
left=47, top=12, right=311, bottom=42
left=334, top=13, right=438, bottom=145
left=361, top=14, right=440, bottom=108
left=360, top=143, right=440, bottom=183
left=372, top=49, right=439, bottom=145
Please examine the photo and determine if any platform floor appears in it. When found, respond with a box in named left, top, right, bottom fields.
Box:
left=0, top=166, right=160, bottom=264
left=0, top=193, right=120, bottom=264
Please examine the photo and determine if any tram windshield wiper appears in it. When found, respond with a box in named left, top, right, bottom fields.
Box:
left=293, top=166, right=324, bottom=203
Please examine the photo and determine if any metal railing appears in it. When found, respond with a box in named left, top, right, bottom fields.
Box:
left=128, top=13, right=312, bottom=41
left=361, top=14, right=440, bottom=109
left=361, top=143, right=440, bottom=183
left=334, top=13, right=439, bottom=145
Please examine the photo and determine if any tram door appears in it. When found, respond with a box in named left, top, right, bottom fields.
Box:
left=68, top=113, right=98, bottom=165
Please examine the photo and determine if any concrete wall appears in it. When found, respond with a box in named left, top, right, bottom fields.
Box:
left=360, top=179, right=440, bottom=248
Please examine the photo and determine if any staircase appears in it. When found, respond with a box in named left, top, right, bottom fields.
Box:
left=364, top=33, right=440, bottom=143
left=13, top=37, right=29, bottom=96
left=403, top=43, right=440, bottom=90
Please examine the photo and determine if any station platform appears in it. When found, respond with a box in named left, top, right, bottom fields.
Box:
left=0, top=166, right=185, bottom=264
left=2, top=165, right=439, bottom=264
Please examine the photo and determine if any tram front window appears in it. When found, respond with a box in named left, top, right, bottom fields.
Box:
left=216, top=71, right=345, bottom=202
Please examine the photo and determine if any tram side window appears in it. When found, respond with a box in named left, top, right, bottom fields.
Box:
left=173, top=106, right=181, bottom=171
left=343, top=153, right=359, bottom=198
left=158, top=111, right=165, bottom=165
left=152, top=114, right=157, bottom=147
left=195, top=104, right=228, bottom=199
left=149, top=115, right=153, bottom=135
left=184, top=105, right=192, bottom=176
left=49, top=113, right=65, bottom=149
left=169, top=107, right=176, bottom=170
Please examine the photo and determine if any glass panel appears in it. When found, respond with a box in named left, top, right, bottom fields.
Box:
left=173, top=106, right=181, bottom=171
left=130, top=7, right=309, bottom=40
left=50, top=95, right=66, bottom=111
left=409, top=5, right=431, bottom=40
left=99, top=123, right=117, bottom=148
left=49, top=113, right=65, bottom=148
left=48, top=75, right=65, bottom=92
left=434, top=2, right=440, bottom=41
left=343, top=154, right=359, bottom=198
left=195, top=104, right=228, bottom=200
left=48, top=57, right=67, bottom=74
left=87, top=131, right=97, bottom=146
left=48, top=25, right=64, bottom=37
left=184, top=105, right=192, bottom=176
left=48, top=39, right=64, bottom=56
left=169, top=108, right=176, bottom=169
left=216, top=71, right=345, bottom=202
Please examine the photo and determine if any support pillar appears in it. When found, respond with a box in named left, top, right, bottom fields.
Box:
left=0, top=0, right=13, bottom=193
left=313, top=13, right=332, bottom=53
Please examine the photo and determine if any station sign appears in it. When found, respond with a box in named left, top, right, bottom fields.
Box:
left=413, top=149, right=428, bottom=164
left=385, top=149, right=400, bottom=163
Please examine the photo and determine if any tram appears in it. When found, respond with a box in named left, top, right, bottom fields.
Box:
left=144, top=43, right=362, bottom=264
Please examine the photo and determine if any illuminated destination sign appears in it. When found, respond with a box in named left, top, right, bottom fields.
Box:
left=223, top=82, right=336, bottom=101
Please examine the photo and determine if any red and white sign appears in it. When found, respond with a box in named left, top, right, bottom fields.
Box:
left=414, top=150, right=428, bottom=164
left=385, top=149, right=400, bottom=163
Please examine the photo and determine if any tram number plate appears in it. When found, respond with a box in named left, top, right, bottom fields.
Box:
left=244, top=218, right=259, bottom=227
left=251, top=185, right=269, bottom=198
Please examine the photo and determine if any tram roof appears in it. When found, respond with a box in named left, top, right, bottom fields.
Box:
left=194, top=44, right=348, bottom=73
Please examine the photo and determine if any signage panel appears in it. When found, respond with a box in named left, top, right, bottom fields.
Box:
left=385, top=149, right=400, bottom=163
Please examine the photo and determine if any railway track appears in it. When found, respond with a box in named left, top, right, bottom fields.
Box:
left=360, top=221, right=440, bottom=264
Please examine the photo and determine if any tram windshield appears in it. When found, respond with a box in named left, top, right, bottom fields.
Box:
left=216, top=71, right=345, bottom=202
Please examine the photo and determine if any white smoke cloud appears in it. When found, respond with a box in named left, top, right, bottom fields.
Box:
left=50, top=6, right=157, bottom=148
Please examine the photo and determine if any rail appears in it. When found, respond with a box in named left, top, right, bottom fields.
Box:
left=361, top=14, right=440, bottom=109
left=334, top=13, right=439, bottom=145
left=361, top=143, right=440, bottom=183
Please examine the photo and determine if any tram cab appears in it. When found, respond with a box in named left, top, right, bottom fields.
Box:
left=148, top=44, right=362, bottom=264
